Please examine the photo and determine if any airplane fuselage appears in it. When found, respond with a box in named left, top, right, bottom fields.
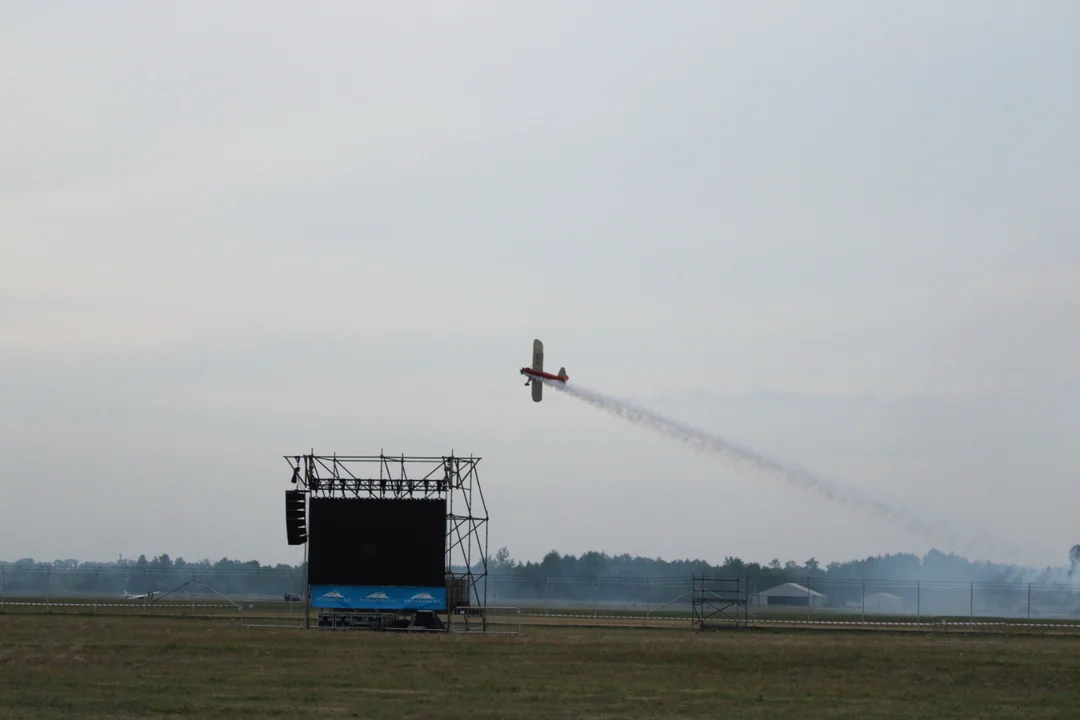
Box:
left=521, top=367, right=568, bottom=383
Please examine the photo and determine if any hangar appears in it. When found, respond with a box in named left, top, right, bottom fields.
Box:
left=864, top=592, right=905, bottom=614
left=751, top=582, right=827, bottom=608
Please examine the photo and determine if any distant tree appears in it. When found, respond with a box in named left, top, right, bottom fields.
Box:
left=136, top=554, right=149, bottom=569
left=539, top=550, right=561, bottom=576
left=768, top=559, right=781, bottom=570
left=580, top=551, right=609, bottom=577
left=492, top=546, right=514, bottom=572
left=722, top=557, right=746, bottom=576
left=804, top=557, right=819, bottom=572
left=1069, top=545, right=1080, bottom=575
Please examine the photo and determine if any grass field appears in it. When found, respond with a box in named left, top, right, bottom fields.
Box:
left=2, top=615, right=1079, bottom=718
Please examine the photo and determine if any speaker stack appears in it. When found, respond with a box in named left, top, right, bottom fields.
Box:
left=285, top=490, right=307, bottom=545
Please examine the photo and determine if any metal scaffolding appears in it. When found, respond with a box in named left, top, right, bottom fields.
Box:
left=692, top=574, right=750, bottom=629
left=283, top=451, right=489, bottom=630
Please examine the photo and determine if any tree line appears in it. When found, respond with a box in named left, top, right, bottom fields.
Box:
left=488, top=545, right=1080, bottom=586
left=1, top=545, right=1077, bottom=598
left=0, top=555, right=305, bottom=597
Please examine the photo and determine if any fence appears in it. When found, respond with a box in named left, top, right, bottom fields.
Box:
left=3, top=566, right=1080, bottom=626
left=0, top=565, right=305, bottom=602
left=487, top=575, right=1080, bottom=624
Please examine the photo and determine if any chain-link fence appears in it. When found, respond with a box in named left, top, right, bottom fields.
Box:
left=0, top=565, right=304, bottom=599
left=0, top=565, right=307, bottom=620
left=488, top=575, right=695, bottom=619
left=3, top=566, right=1079, bottom=628
left=488, top=574, right=1080, bottom=625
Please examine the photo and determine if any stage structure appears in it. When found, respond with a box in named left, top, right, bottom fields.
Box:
left=283, top=451, right=489, bottom=631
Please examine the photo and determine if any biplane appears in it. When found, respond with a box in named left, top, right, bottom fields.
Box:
left=520, top=338, right=568, bottom=402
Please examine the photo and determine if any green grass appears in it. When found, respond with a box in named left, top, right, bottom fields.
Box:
left=1, top=615, right=1079, bottom=718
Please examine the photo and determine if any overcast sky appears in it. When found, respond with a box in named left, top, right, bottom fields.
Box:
left=3, top=1, right=1078, bottom=571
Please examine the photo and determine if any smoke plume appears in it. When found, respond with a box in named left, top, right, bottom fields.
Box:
left=541, top=377, right=1017, bottom=562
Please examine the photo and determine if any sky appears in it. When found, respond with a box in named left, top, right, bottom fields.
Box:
left=3, top=1, right=1078, bottom=571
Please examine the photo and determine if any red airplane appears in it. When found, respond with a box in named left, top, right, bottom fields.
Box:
left=520, top=338, right=568, bottom=402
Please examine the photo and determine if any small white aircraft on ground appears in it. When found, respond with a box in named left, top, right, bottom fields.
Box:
left=121, top=591, right=157, bottom=600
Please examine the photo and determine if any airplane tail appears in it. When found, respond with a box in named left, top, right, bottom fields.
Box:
left=558, top=367, right=568, bottom=380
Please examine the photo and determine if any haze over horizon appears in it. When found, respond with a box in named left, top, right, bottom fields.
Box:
left=3, top=2, right=1078, bottom=571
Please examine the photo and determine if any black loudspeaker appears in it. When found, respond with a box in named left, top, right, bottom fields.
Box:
left=285, top=490, right=307, bottom=545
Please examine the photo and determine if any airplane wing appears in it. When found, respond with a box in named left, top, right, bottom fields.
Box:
left=531, top=339, right=544, bottom=402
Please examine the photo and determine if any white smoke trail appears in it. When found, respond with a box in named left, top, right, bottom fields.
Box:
left=541, top=377, right=1009, bottom=559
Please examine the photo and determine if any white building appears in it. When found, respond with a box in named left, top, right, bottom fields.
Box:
left=751, top=582, right=827, bottom=608
left=863, top=592, right=905, bottom=614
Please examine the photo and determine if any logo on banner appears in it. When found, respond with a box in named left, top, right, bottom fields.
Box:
left=311, top=585, right=446, bottom=609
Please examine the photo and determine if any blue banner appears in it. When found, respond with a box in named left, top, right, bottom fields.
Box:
left=310, top=585, right=447, bottom=610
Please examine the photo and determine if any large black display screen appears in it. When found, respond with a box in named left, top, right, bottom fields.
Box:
left=307, top=497, right=446, bottom=586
